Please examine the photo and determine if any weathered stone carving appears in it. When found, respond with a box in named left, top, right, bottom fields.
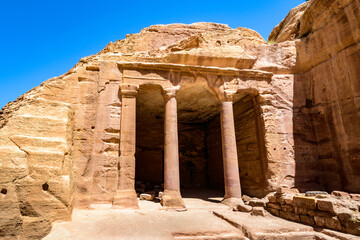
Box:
left=1, top=0, right=360, bottom=238
left=113, top=84, right=139, bottom=209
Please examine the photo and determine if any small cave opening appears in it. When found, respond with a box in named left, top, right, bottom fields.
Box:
left=42, top=183, right=49, bottom=191
left=1, top=188, right=7, bottom=195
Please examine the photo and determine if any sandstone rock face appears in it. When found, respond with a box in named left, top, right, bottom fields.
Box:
left=0, top=22, right=293, bottom=238
left=268, top=2, right=310, bottom=43
left=0, top=0, right=359, bottom=238
left=269, top=0, right=360, bottom=193
left=294, top=0, right=359, bottom=193
left=0, top=98, right=73, bottom=239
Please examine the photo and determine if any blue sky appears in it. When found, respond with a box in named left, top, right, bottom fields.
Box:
left=0, top=0, right=304, bottom=109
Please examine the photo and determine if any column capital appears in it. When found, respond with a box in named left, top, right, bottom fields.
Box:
left=219, top=82, right=238, bottom=102
left=162, top=86, right=180, bottom=101
left=120, top=84, right=139, bottom=97
left=222, top=89, right=237, bottom=102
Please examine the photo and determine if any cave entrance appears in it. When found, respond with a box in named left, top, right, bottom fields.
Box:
left=176, top=86, right=266, bottom=200
left=135, top=85, right=165, bottom=196
left=176, top=84, right=224, bottom=201
left=134, top=83, right=265, bottom=206
left=135, top=83, right=225, bottom=203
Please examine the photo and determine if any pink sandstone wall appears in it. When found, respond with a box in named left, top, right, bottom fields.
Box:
left=295, top=0, right=360, bottom=193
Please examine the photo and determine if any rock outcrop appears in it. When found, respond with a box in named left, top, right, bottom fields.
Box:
left=283, top=0, right=359, bottom=193
left=0, top=22, right=296, bottom=239
left=0, top=0, right=359, bottom=238
left=268, top=2, right=310, bottom=43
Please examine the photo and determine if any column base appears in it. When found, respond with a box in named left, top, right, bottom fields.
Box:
left=222, top=197, right=252, bottom=212
left=112, top=189, right=138, bottom=209
left=160, top=190, right=186, bottom=210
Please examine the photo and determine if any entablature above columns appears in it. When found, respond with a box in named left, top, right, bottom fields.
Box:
left=118, top=61, right=272, bottom=80
left=117, top=61, right=274, bottom=103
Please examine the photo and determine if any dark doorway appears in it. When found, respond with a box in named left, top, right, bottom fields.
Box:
left=135, top=85, right=165, bottom=192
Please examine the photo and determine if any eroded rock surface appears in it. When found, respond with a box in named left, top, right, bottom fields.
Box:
left=0, top=0, right=359, bottom=238
left=269, top=0, right=360, bottom=193
left=296, top=0, right=359, bottom=193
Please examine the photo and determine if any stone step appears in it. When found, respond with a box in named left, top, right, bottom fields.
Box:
left=212, top=210, right=358, bottom=240
left=172, top=231, right=245, bottom=240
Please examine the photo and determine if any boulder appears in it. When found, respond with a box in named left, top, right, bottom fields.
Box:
left=281, top=204, right=293, bottom=212
left=305, top=191, right=328, bottom=197
left=293, top=196, right=316, bottom=210
left=279, top=194, right=294, bottom=206
left=139, top=192, right=155, bottom=201
left=267, top=202, right=282, bottom=210
left=236, top=204, right=253, bottom=212
left=279, top=211, right=300, bottom=222
left=295, top=207, right=308, bottom=215
left=267, top=195, right=277, bottom=203
left=300, top=215, right=315, bottom=226
left=324, top=217, right=342, bottom=231
left=350, top=194, right=360, bottom=201
left=267, top=208, right=280, bottom=216
left=251, top=207, right=267, bottom=217
left=242, top=195, right=252, bottom=203
left=317, top=198, right=335, bottom=213
left=249, top=198, right=267, bottom=207
left=332, top=191, right=350, bottom=199
left=335, top=207, right=354, bottom=222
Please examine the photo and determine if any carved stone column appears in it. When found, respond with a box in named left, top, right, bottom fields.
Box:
left=161, top=86, right=186, bottom=210
left=220, top=90, right=247, bottom=210
left=113, top=84, right=139, bottom=209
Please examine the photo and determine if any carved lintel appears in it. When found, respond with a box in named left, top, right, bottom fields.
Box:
left=120, top=84, right=139, bottom=97
left=162, top=86, right=180, bottom=101
left=238, top=80, right=259, bottom=96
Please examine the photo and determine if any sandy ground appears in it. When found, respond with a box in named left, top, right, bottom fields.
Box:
left=43, top=189, right=358, bottom=240
left=44, top=189, right=245, bottom=240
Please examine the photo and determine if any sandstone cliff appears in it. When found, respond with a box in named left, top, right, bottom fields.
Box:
left=0, top=22, right=296, bottom=239
left=269, top=0, right=360, bottom=193
left=0, top=0, right=359, bottom=238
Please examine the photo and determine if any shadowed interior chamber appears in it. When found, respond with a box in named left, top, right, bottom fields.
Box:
left=135, top=84, right=266, bottom=197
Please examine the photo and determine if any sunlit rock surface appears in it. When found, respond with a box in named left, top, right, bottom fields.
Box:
left=0, top=0, right=359, bottom=238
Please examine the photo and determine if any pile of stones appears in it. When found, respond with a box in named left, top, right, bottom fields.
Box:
left=265, top=188, right=360, bottom=236
left=241, top=195, right=269, bottom=216
left=135, top=181, right=164, bottom=201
